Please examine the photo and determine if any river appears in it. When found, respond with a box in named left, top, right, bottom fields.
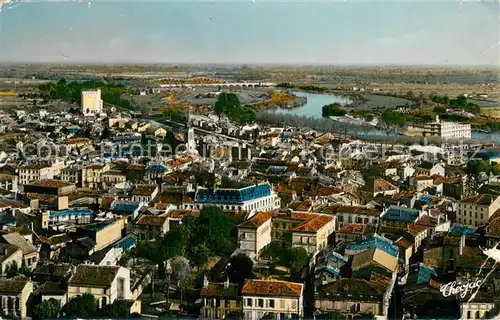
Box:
left=266, top=91, right=499, bottom=144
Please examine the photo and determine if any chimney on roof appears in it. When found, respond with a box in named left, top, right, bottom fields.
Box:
left=460, top=235, right=465, bottom=256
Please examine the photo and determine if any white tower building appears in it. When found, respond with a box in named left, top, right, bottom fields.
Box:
left=81, top=89, right=103, bottom=116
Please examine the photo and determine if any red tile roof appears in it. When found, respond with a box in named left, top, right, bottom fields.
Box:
left=136, top=215, right=168, bottom=226
left=241, top=280, right=302, bottom=297
left=166, top=210, right=200, bottom=219
left=238, top=212, right=273, bottom=229
left=291, top=215, right=333, bottom=233
left=373, top=178, right=398, bottom=193
left=395, top=237, right=413, bottom=249
left=132, top=185, right=158, bottom=196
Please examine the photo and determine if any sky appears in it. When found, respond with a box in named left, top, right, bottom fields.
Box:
left=0, top=0, right=499, bottom=65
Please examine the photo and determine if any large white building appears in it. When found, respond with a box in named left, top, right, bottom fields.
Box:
left=182, top=183, right=280, bottom=212
left=237, top=212, right=272, bottom=260
left=81, top=89, right=103, bottom=116
left=406, top=116, right=471, bottom=140
left=457, top=194, right=500, bottom=227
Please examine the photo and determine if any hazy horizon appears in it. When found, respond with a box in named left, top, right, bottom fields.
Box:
left=0, top=0, right=499, bottom=66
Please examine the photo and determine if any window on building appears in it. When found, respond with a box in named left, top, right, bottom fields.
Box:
left=280, top=300, right=286, bottom=309
left=467, top=311, right=471, bottom=319
left=246, top=298, right=252, bottom=307
left=269, top=299, right=275, bottom=308
left=258, top=299, right=264, bottom=308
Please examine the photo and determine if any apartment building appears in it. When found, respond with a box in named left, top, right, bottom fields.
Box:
left=320, top=206, right=380, bottom=229
left=410, top=176, right=435, bottom=193
left=68, top=265, right=131, bottom=308
left=0, top=278, right=34, bottom=319
left=237, top=212, right=273, bottom=260
left=60, top=166, right=82, bottom=185
left=82, top=163, right=109, bottom=189
left=1, top=232, right=38, bottom=269
left=75, top=219, right=125, bottom=251
left=406, top=117, right=471, bottom=140
left=241, top=279, right=303, bottom=320
left=457, top=194, right=500, bottom=227
left=415, top=161, right=445, bottom=177
left=201, top=277, right=240, bottom=320
left=101, top=170, right=127, bottom=188
left=131, top=185, right=159, bottom=203
left=291, top=215, right=335, bottom=254
left=81, top=89, right=103, bottom=116
left=0, top=174, right=18, bottom=192
left=135, top=214, right=169, bottom=242
left=19, top=163, right=53, bottom=185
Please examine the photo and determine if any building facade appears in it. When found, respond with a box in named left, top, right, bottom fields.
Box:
left=457, top=194, right=500, bottom=227
left=237, top=212, right=272, bottom=261
left=68, top=265, right=131, bottom=308
left=19, top=164, right=53, bottom=186
left=241, top=279, right=303, bottom=320
left=82, top=89, right=103, bottom=116
left=183, top=183, right=280, bottom=212
left=0, top=278, right=33, bottom=319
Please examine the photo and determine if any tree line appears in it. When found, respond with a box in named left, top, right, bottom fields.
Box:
left=33, top=295, right=139, bottom=319
left=36, top=78, right=136, bottom=111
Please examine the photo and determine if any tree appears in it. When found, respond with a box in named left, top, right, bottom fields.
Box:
left=283, top=247, right=310, bottom=274
left=322, top=103, right=346, bottom=118
left=196, top=206, right=235, bottom=256
left=6, top=261, right=18, bottom=278
left=189, top=244, right=210, bottom=271
left=33, top=299, right=60, bottom=320
left=99, top=300, right=131, bottom=318
left=227, top=253, right=254, bottom=284
left=19, top=260, right=31, bottom=278
left=63, top=293, right=97, bottom=318
left=466, top=160, right=491, bottom=192
left=213, top=93, right=255, bottom=124
left=170, top=256, right=191, bottom=305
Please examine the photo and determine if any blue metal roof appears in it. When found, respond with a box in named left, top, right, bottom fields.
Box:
left=326, top=252, right=348, bottom=265
left=449, top=224, right=477, bottom=236
left=347, top=234, right=399, bottom=257
left=49, top=209, right=93, bottom=219
left=416, top=264, right=437, bottom=285
left=85, top=221, right=114, bottom=232
left=111, top=202, right=141, bottom=212
left=382, top=206, right=420, bottom=223
left=267, top=166, right=287, bottom=174
left=195, top=183, right=271, bottom=204
left=113, top=235, right=136, bottom=252
left=314, top=265, right=341, bottom=277
left=419, top=194, right=433, bottom=204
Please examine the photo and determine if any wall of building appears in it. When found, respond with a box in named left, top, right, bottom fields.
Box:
left=95, top=222, right=123, bottom=251
left=243, top=295, right=302, bottom=320
left=314, top=299, right=381, bottom=316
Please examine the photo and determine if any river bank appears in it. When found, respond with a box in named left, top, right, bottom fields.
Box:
left=259, top=90, right=499, bottom=144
